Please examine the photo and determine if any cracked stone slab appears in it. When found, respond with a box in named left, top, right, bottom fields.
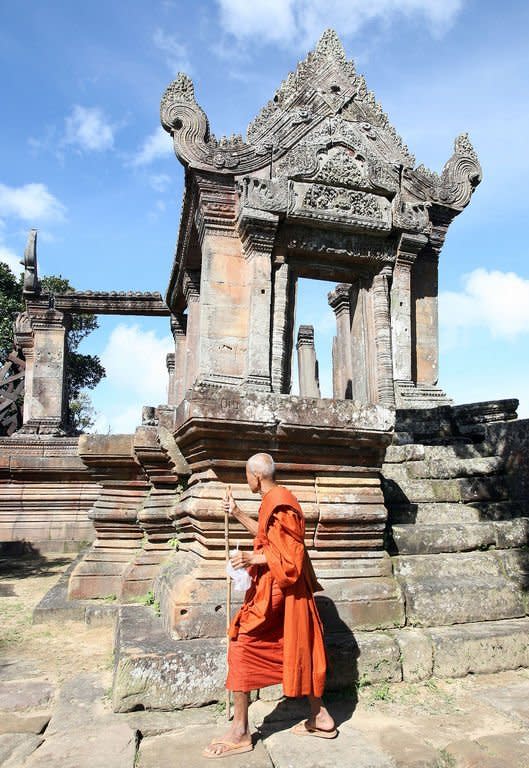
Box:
left=0, top=733, right=44, bottom=767
left=0, top=681, right=54, bottom=711
left=45, top=673, right=107, bottom=737
left=0, top=710, right=51, bottom=735
left=136, top=726, right=272, bottom=768
left=124, top=705, right=220, bottom=737
left=23, top=720, right=137, bottom=768
left=444, top=731, right=529, bottom=768
left=474, top=681, right=529, bottom=726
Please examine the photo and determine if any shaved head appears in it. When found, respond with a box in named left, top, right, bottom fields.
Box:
left=246, top=453, right=275, bottom=480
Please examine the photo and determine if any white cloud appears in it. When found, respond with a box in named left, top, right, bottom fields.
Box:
left=64, top=105, right=115, bottom=152
left=149, top=173, right=171, bottom=192
left=0, top=244, right=22, bottom=274
left=440, top=268, right=529, bottom=347
left=153, top=28, right=191, bottom=73
left=0, top=182, right=66, bottom=222
left=101, top=323, right=173, bottom=400
left=216, top=0, right=464, bottom=48
left=132, top=127, right=173, bottom=166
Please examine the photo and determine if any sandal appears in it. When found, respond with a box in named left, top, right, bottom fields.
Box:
left=202, top=739, right=253, bottom=759
left=291, top=720, right=338, bottom=739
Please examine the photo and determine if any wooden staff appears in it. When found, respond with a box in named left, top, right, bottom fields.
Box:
left=224, top=485, right=232, bottom=721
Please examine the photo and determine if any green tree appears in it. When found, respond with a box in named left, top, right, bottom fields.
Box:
left=0, top=263, right=105, bottom=433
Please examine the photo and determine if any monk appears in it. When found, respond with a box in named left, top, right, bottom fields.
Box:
left=203, top=452, right=336, bottom=759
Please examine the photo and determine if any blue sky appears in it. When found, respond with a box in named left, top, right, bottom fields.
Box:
left=1, top=0, right=528, bottom=430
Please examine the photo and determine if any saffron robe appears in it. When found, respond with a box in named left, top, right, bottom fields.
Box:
left=226, top=485, right=327, bottom=697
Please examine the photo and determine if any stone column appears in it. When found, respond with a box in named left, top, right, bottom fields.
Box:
left=372, top=266, right=395, bottom=406
left=328, top=284, right=353, bottom=399
left=391, top=233, right=427, bottom=382
left=171, top=313, right=187, bottom=404
left=13, top=312, right=34, bottom=426
left=296, top=325, right=321, bottom=398
left=166, top=353, right=176, bottom=406
left=183, top=271, right=201, bottom=393
left=16, top=303, right=70, bottom=434
left=271, top=260, right=296, bottom=394
left=239, top=208, right=279, bottom=391
left=193, top=174, right=248, bottom=387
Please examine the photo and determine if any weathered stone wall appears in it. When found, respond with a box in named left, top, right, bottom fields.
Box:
left=0, top=437, right=99, bottom=552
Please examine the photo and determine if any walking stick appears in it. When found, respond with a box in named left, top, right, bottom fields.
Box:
left=224, top=485, right=232, bottom=721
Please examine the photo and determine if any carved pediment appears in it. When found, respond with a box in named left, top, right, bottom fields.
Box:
left=161, top=29, right=414, bottom=176
left=162, top=29, right=482, bottom=229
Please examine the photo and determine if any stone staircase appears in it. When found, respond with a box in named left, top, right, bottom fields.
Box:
left=380, top=403, right=529, bottom=681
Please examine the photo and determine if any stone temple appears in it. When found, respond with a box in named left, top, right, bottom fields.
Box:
left=1, top=30, right=528, bottom=710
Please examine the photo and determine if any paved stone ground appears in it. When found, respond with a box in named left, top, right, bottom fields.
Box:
left=2, top=552, right=529, bottom=767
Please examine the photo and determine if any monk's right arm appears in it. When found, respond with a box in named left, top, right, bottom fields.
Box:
left=224, top=490, right=258, bottom=536
left=231, top=506, right=258, bottom=536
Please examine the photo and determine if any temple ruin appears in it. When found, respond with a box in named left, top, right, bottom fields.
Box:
left=1, top=30, right=528, bottom=710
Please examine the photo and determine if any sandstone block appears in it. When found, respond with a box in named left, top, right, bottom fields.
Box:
left=392, top=629, right=433, bottom=682
left=429, top=618, right=529, bottom=677
left=391, top=522, right=496, bottom=554
left=0, top=681, right=54, bottom=711
left=0, top=733, right=43, bottom=767
left=23, top=721, right=137, bottom=768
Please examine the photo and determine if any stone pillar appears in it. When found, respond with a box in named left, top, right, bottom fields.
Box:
left=166, top=353, right=176, bottom=406
left=194, top=174, right=248, bottom=387
left=349, top=278, right=373, bottom=403
left=391, top=233, right=427, bottom=382
left=15, top=303, right=70, bottom=435
left=239, top=208, right=279, bottom=391
left=183, top=271, right=201, bottom=392
left=271, top=260, right=296, bottom=394
left=296, top=325, right=320, bottom=398
left=413, top=251, right=440, bottom=386
left=13, top=312, right=34, bottom=426
left=328, top=284, right=353, bottom=399
left=171, top=313, right=187, bottom=404
left=372, top=266, right=395, bottom=406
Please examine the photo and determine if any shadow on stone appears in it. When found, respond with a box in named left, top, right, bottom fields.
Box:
left=0, top=545, right=71, bottom=580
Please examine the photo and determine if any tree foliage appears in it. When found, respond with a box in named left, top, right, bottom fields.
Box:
left=0, top=263, right=105, bottom=433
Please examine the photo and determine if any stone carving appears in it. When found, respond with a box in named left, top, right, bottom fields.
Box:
left=392, top=194, right=431, bottom=233
left=289, top=182, right=391, bottom=231
left=161, top=29, right=414, bottom=176
left=22, top=229, right=39, bottom=296
left=238, top=177, right=288, bottom=213
left=315, top=148, right=365, bottom=186
left=403, top=133, right=482, bottom=211
left=285, top=226, right=396, bottom=263
left=302, top=184, right=382, bottom=217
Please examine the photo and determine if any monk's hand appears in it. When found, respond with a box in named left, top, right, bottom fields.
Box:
left=223, top=485, right=240, bottom=519
left=230, top=550, right=252, bottom=569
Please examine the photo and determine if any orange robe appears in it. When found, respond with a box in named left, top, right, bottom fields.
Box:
left=226, top=485, right=327, bottom=697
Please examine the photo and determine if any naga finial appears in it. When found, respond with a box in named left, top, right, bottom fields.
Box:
left=22, top=229, right=40, bottom=296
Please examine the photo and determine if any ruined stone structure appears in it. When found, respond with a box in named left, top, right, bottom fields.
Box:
left=1, top=30, right=528, bottom=710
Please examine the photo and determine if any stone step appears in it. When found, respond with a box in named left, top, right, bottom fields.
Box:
left=390, top=501, right=527, bottom=525
left=383, top=474, right=509, bottom=504
left=391, top=519, right=529, bottom=554
left=397, top=575, right=526, bottom=626
left=407, top=456, right=503, bottom=480
left=393, top=548, right=529, bottom=624
left=384, top=443, right=487, bottom=464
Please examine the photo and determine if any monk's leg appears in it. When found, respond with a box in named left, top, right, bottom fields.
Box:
left=203, top=691, right=252, bottom=757
left=307, top=695, right=335, bottom=732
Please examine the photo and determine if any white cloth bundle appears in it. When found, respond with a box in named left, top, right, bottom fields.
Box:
left=226, top=543, right=252, bottom=592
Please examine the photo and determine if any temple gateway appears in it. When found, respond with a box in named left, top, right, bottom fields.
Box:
left=1, top=30, right=528, bottom=710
